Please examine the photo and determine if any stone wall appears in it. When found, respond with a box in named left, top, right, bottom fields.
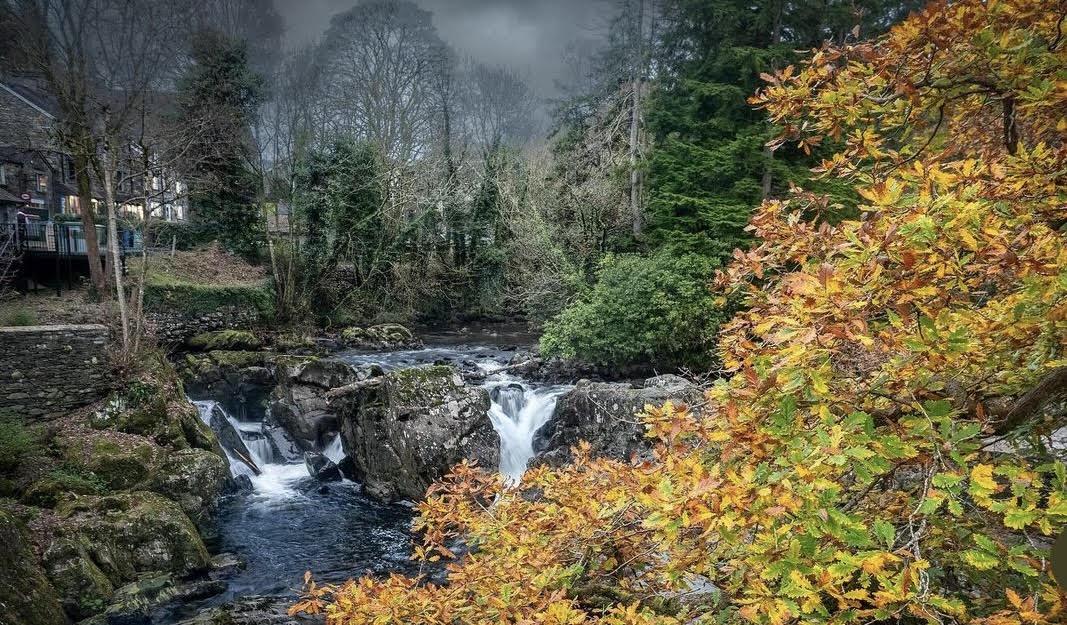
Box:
left=145, top=307, right=262, bottom=345
left=0, top=324, right=110, bottom=417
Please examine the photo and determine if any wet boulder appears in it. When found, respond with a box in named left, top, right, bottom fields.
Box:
left=151, top=448, right=229, bottom=527
left=335, top=365, right=497, bottom=502
left=268, top=359, right=381, bottom=451
left=533, top=375, right=703, bottom=466
left=304, top=452, right=342, bottom=481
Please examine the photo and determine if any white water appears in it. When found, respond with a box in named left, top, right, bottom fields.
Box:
left=194, top=399, right=321, bottom=501
left=478, top=368, right=570, bottom=482
left=194, top=345, right=570, bottom=497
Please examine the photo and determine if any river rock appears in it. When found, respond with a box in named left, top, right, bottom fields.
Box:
left=186, top=330, right=263, bottom=352
left=533, top=374, right=703, bottom=466
left=0, top=510, right=67, bottom=625
left=304, top=452, right=342, bottom=481
left=39, top=492, right=212, bottom=620
left=335, top=365, right=497, bottom=502
left=269, top=360, right=381, bottom=450
left=339, top=324, right=422, bottom=350
left=174, top=595, right=323, bottom=625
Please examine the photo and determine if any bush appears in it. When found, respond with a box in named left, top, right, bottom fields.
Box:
left=540, top=252, right=726, bottom=370
left=0, top=416, right=37, bottom=472
left=144, top=220, right=208, bottom=251
left=0, top=308, right=37, bottom=327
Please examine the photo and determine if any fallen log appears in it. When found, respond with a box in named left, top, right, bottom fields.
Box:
left=324, top=376, right=385, bottom=400
left=229, top=446, right=261, bottom=476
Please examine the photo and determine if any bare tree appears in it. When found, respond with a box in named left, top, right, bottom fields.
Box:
left=464, top=63, right=538, bottom=154
left=315, top=0, right=449, bottom=163
left=6, top=0, right=193, bottom=349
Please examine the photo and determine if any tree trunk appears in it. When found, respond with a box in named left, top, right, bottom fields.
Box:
left=101, top=133, right=129, bottom=351
left=73, top=149, right=108, bottom=295
left=628, top=0, right=646, bottom=238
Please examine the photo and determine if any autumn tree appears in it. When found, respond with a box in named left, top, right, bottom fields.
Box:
left=298, top=1, right=1066, bottom=624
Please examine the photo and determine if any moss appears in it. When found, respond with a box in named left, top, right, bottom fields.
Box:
left=0, top=415, right=39, bottom=472
left=22, top=469, right=107, bottom=508
left=187, top=330, right=262, bottom=351
left=142, top=279, right=275, bottom=319
left=0, top=510, right=67, bottom=625
left=207, top=350, right=269, bottom=369
left=54, top=431, right=160, bottom=492
left=390, top=365, right=457, bottom=405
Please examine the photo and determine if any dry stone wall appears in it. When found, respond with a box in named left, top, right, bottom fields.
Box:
left=0, top=324, right=110, bottom=417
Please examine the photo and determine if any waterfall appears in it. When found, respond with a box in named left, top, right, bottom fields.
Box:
left=484, top=378, right=568, bottom=482
left=192, top=399, right=311, bottom=499
left=324, top=434, right=345, bottom=463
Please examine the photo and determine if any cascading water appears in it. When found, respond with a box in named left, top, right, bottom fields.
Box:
left=172, top=330, right=569, bottom=623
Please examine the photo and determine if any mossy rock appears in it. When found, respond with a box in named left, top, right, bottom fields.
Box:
left=150, top=448, right=228, bottom=526
left=187, top=330, right=262, bottom=352
left=22, top=469, right=106, bottom=508
left=207, top=350, right=270, bottom=370
left=0, top=510, right=67, bottom=625
left=340, top=323, right=421, bottom=350
left=58, top=431, right=161, bottom=491
left=43, top=492, right=211, bottom=619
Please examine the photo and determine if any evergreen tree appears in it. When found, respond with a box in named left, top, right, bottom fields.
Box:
left=644, top=0, right=920, bottom=258
left=177, top=30, right=264, bottom=256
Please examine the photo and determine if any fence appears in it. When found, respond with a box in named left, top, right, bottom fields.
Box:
left=2, top=220, right=142, bottom=256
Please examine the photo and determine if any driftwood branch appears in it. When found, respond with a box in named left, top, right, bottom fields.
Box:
left=464, top=358, right=542, bottom=381
left=229, top=446, right=261, bottom=476
left=325, top=376, right=385, bottom=399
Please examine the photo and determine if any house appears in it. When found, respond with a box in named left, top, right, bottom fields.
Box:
left=0, top=72, right=188, bottom=225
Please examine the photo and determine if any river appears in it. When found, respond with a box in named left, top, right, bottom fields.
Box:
left=162, top=326, right=568, bottom=621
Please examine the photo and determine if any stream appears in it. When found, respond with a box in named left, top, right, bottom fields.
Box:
left=164, top=327, right=568, bottom=621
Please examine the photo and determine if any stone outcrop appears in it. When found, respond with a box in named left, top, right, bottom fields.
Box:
left=269, top=359, right=381, bottom=451
left=0, top=510, right=66, bottom=625
left=304, top=452, right=342, bottom=481
left=534, top=375, right=704, bottom=466
left=339, top=324, right=422, bottom=350
left=335, top=365, right=497, bottom=502
left=38, top=492, right=212, bottom=621
left=186, top=329, right=263, bottom=352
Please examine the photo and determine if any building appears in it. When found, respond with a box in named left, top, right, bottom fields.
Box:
left=0, top=72, right=188, bottom=225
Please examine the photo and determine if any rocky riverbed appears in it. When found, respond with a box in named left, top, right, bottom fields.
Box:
left=1, top=323, right=705, bottom=625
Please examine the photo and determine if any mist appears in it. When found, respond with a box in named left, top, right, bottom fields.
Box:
left=273, top=0, right=612, bottom=99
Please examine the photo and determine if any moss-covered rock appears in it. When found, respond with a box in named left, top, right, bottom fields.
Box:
left=57, top=431, right=161, bottom=491
left=22, top=468, right=106, bottom=508
left=0, top=510, right=67, bottom=625
left=151, top=448, right=228, bottom=526
left=187, top=330, right=262, bottom=352
left=336, top=365, right=497, bottom=501
left=340, top=323, right=421, bottom=350
left=42, top=492, right=211, bottom=619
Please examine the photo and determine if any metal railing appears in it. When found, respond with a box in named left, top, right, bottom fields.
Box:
left=2, top=221, right=142, bottom=256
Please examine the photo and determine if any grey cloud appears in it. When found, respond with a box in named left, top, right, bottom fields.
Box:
left=273, top=0, right=611, bottom=97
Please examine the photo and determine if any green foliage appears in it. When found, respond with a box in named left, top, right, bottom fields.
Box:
left=144, top=220, right=206, bottom=251
left=0, top=308, right=37, bottom=327
left=540, top=251, right=725, bottom=369
left=0, top=415, right=36, bottom=472
left=644, top=0, right=917, bottom=258
left=177, top=30, right=265, bottom=257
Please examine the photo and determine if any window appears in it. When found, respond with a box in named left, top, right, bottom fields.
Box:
left=0, top=165, right=6, bottom=186
left=35, top=173, right=47, bottom=193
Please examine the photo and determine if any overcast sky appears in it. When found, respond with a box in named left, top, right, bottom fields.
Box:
left=272, top=0, right=612, bottom=99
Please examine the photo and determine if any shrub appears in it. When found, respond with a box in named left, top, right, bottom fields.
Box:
left=0, top=416, right=37, bottom=472
left=142, top=278, right=275, bottom=320
left=144, top=220, right=207, bottom=251
left=540, top=252, right=726, bottom=370
left=0, top=308, right=37, bottom=327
